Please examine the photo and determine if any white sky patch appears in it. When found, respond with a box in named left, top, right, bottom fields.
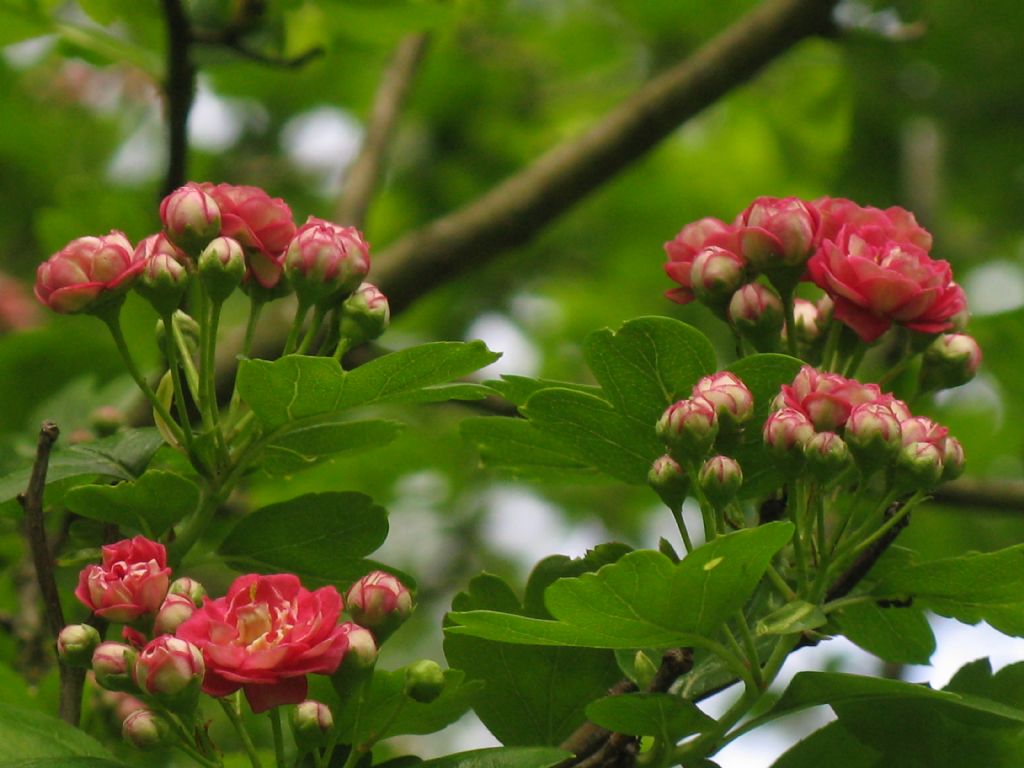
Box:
left=106, top=107, right=163, bottom=184
left=187, top=79, right=261, bottom=153
left=2, top=35, right=56, bottom=68
left=963, top=259, right=1024, bottom=315
left=280, top=106, right=363, bottom=196
left=465, top=312, right=540, bottom=379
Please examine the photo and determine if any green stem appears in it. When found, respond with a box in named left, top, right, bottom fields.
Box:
left=218, top=695, right=264, bottom=768
left=172, top=313, right=201, bottom=401
left=269, top=707, right=287, bottom=768
left=878, top=354, right=915, bottom=389
left=344, top=696, right=408, bottom=768
left=788, top=480, right=810, bottom=592
left=686, top=463, right=719, bottom=542
left=174, top=742, right=222, bottom=768
left=284, top=302, right=310, bottom=356
left=843, top=343, right=868, bottom=378
left=242, top=296, right=264, bottom=359
left=204, top=299, right=228, bottom=465
left=100, top=310, right=187, bottom=446
left=168, top=487, right=221, bottom=566
left=822, top=594, right=877, bottom=614
left=333, top=336, right=352, bottom=363
left=296, top=304, right=327, bottom=355
left=670, top=503, right=694, bottom=554
left=765, top=564, right=797, bottom=602
left=847, top=490, right=923, bottom=559
left=162, top=312, right=196, bottom=453
left=820, top=320, right=842, bottom=372
left=734, top=611, right=763, bottom=688
left=783, top=293, right=798, bottom=358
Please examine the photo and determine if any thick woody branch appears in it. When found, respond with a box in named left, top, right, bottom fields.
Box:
left=336, top=32, right=431, bottom=228
left=160, top=0, right=195, bottom=195
left=932, top=476, right=1024, bottom=513
left=372, top=0, right=839, bottom=313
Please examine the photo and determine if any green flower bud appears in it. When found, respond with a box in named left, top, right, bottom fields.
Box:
left=803, top=431, right=851, bottom=484
left=648, top=454, right=687, bottom=509
left=198, top=236, right=245, bottom=303
left=339, top=282, right=390, bottom=345
left=920, top=333, right=982, bottom=392
left=291, top=700, right=333, bottom=750
left=56, top=623, right=101, bottom=668
left=405, top=660, right=445, bottom=704
left=122, top=708, right=172, bottom=750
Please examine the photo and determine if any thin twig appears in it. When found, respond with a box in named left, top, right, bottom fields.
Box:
left=336, top=32, right=431, bottom=228
left=160, top=0, right=195, bottom=195
left=371, top=0, right=840, bottom=313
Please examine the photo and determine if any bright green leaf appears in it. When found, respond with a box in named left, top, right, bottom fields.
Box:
left=487, top=375, right=601, bottom=407
left=0, top=703, right=110, bottom=762
left=258, top=418, right=405, bottom=475
left=833, top=603, right=935, bottom=665
left=585, top=692, right=714, bottom=741
left=63, top=469, right=199, bottom=537
left=460, top=417, right=597, bottom=480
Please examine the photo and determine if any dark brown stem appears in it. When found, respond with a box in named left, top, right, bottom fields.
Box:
left=335, top=32, right=430, bottom=228
left=932, top=477, right=1024, bottom=513
left=371, top=0, right=839, bottom=313
left=826, top=501, right=909, bottom=603
left=191, top=28, right=325, bottom=68
left=161, top=0, right=195, bottom=195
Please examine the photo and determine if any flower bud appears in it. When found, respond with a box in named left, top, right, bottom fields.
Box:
left=122, top=708, right=172, bottom=750
left=739, top=196, right=819, bottom=270
left=291, top=700, right=333, bottom=750
left=405, top=660, right=445, bottom=704
left=160, top=183, right=222, bottom=254
left=57, top=623, right=101, bottom=668
left=763, top=408, right=814, bottom=458
left=728, top=283, right=784, bottom=350
left=803, top=431, right=851, bottom=483
left=941, top=436, right=965, bottom=482
left=844, top=403, right=902, bottom=472
left=692, top=372, right=754, bottom=427
left=919, top=333, right=982, bottom=392
left=132, top=635, right=204, bottom=707
left=168, top=577, right=207, bottom=606
left=99, top=690, right=147, bottom=722
left=284, top=218, right=371, bottom=306
left=89, top=405, right=125, bottom=437
left=691, top=247, right=746, bottom=304
left=656, top=398, right=719, bottom=459
left=153, top=594, right=197, bottom=635
left=895, top=441, right=944, bottom=489
left=198, top=236, right=245, bottom=303
left=648, top=454, right=688, bottom=510
left=698, top=456, right=743, bottom=507
left=93, top=642, right=138, bottom=692
left=35, top=231, right=140, bottom=315
left=788, top=298, right=824, bottom=344
left=346, top=572, right=413, bottom=642
left=339, top=282, right=390, bottom=345
left=135, top=252, right=190, bottom=315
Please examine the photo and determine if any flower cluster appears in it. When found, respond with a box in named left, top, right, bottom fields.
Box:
left=663, top=196, right=968, bottom=346
left=61, top=536, right=415, bottom=751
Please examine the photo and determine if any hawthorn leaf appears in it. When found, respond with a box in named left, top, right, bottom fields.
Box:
left=487, top=375, right=601, bottom=407
left=0, top=703, right=111, bottom=761
left=63, top=469, right=199, bottom=537
left=258, top=418, right=405, bottom=475
left=460, top=417, right=597, bottom=480
left=585, top=692, right=714, bottom=742
left=416, top=748, right=570, bottom=768
left=833, top=603, right=935, bottom=665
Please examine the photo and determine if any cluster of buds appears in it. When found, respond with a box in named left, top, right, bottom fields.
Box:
left=762, top=365, right=963, bottom=489
left=60, top=536, right=421, bottom=753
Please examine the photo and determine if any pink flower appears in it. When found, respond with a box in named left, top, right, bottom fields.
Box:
left=898, top=416, right=948, bottom=448
left=134, top=635, right=205, bottom=699
left=75, top=537, right=171, bottom=623
left=176, top=574, right=348, bottom=713
left=200, top=183, right=296, bottom=288
left=779, top=365, right=880, bottom=432
left=664, top=218, right=741, bottom=304
left=159, top=183, right=221, bottom=253
left=738, top=196, right=819, bottom=269
left=132, top=233, right=188, bottom=266
left=807, top=226, right=966, bottom=342
left=284, top=217, right=371, bottom=304
left=814, top=197, right=932, bottom=252
left=692, top=372, right=754, bottom=425
left=35, top=231, right=140, bottom=314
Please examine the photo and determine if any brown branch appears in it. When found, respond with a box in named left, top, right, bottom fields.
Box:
left=931, top=476, right=1024, bottom=513
left=336, top=32, right=431, bottom=228
left=160, top=0, right=195, bottom=195
left=371, top=0, right=840, bottom=313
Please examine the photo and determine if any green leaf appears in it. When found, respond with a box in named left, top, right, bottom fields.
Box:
left=770, top=721, right=879, bottom=768
left=582, top=316, right=716, bottom=426
left=871, top=544, right=1024, bottom=636
left=523, top=388, right=662, bottom=484
left=334, top=669, right=480, bottom=743
left=0, top=428, right=164, bottom=516
left=416, top=748, right=570, bottom=768
left=444, top=572, right=622, bottom=746
left=218, top=492, right=388, bottom=588
left=460, top=417, right=596, bottom=480
left=833, top=603, right=935, bottom=665
left=1, top=760, right=128, bottom=768
left=585, top=692, right=714, bottom=741
left=63, top=469, right=199, bottom=537
left=258, top=418, right=405, bottom=475
left=754, top=600, right=827, bottom=636
left=0, top=703, right=111, bottom=762
left=448, top=523, right=794, bottom=648
left=523, top=543, right=633, bottom=618
left=487, top=376, right=601, bottom=407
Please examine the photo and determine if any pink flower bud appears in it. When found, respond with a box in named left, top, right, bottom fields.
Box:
left=284, top=218, right=371, bottom=306
left=728, top=283, right=785, bottom=349
left=153, top=593, right=196, bottom=635
left=648, top=454, right=687, bottom=509
left=780, top=366, right=880, bottom=432
left=136, top=252, right=190, bottom=315
left=692, top=372, right=754, bottom=426
left=75, top=536, right=171, bottom=624
left=57, top=623, right=101, bottom=667
left=739, top=196, right=819, bottom=270
left=90, top=405, right=125, bottom=436
left=99, top=690, right=147, bottom=722
left=292, top=700, right=333, bottom=749
left=404, top=659, right=445, bottom=703
left=920, top=333, right=982, bottom=391
left=899, top=416, right=948, bottom=448
left=160, top=183, right=222, bottom=253
left=338, top=622, right=378, bottom=670
left=122, top=708, right=172, bottom=750
left=763, top=408, right=815, bottom=457
left=93, top=642, right=138, bottom=692
left=133, top=635, right=205, bottom=704
left=664, top=218, right=740, bottom=304
left=168, top=577, right=207, bottom=606
left=844, top=402, right=902, bottom=471
left=198, top=236, right=245, bottom=303
left=35, top=231, right=140, bottom=314
left=698, top=455, right=743, bottom=507
left=133, top=232, right=188, bottom=266
left=346, top=571, right=413, bottom=639
left=340, top=282, right=390, bottom=344
left=691, top=247, right=746, bottom=304
left=895, top=441, right=944, bottom=489
left=941, top=436, right=965, bottom=481
left=656, top=397, right=719, bottom=458
left=789, top=298, right=824, bottom=343
left=803, top=431, right=851, bottom=482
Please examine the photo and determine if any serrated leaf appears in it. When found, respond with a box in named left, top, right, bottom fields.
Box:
left=460, top=417, right=596, bottom=480
left=833, top=603, right=935, bottom=665
left=523, top=388, right=661, bottom=484
left=871, top=544, right=1024, bottom=636
left=0, top=703, right=111, bottom=761
left=755, top=600, right=827, bottom=636
left=415, top=748, right=570, bottom=768
left=63, top=469, right=199, bottom=537
left=218, top=492, right=388, bottom=588
left=259, top=418, right=405, bottom=475
left=583, top=316, right=716, bottom=426
left=523, top=543, right=633, bottom=618
left=448, top=523, right=794, bottom=648
left=487, top=376, right=601, bottom=407
left=585, top=692, right=714, bottom=742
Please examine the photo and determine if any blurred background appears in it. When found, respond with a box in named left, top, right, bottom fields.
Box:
left=1, top=0, right=1023, bottom=764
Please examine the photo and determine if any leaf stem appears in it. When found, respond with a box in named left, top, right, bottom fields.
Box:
left=218, top=695, right=264, bottom=768
left=269, top=707, right=287, bottom=768
left=284, top=302, right=310, bottom=356
left=296, top=304, right=328, bottom=355
left=162, top=311, right=196, bottom=454
left=670, top=503, right=694, bottom=554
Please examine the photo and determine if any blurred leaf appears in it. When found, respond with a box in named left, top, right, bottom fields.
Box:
left=460, top=417, right=597, bottom=480
left=0, top=703, right=111, bottom=762
left=585, top=692, right=714, bottom=741
left=486, top=376, right=601, bottom=407
left=416, top=748, right=571, bottom=768
left=523, top=542, right=633, bottom=618
left=258, top=417, right=405, bottom=475
left=770, top=720, right=879, bottom=768
left=833, top=603, right=935, bottom=665
left=63, top=468, right=199, bottom=537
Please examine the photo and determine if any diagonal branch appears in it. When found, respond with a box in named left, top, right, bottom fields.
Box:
left=371, top=0, right=840, bottom=313
left=335, top=32, right=431, bottom=228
